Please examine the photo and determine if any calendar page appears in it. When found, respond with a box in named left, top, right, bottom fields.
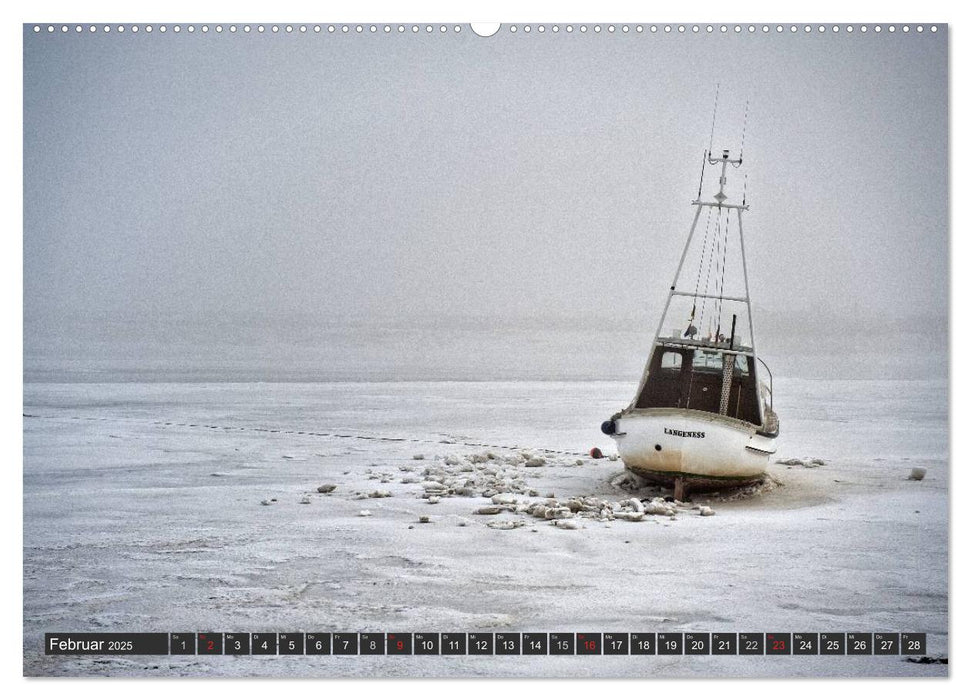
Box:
left=22, top=15, right=949, bottom=679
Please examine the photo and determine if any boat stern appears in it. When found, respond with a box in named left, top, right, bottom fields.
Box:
left=602, top=408, right=772, bottom=488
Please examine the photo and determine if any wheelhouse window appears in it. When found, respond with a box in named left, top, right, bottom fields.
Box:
left=660, top=351, right=682, bottom=370
left=690, top=350, right=751, bottom=375
left=734, top=355, right=750, bottom=375
left=692, top=350, right=723, bottom=371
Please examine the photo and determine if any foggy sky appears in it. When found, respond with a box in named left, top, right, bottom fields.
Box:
left=24, top=25, right=947, bottom=349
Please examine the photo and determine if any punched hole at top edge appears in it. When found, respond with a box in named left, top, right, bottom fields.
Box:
left=470, top=23, right=501, bottom=37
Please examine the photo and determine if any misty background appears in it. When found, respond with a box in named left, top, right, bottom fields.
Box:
left=23, top=24, right=947, bottom=382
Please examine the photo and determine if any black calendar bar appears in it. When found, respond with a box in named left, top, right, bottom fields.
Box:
left=43, top=632, right=929, bottom=656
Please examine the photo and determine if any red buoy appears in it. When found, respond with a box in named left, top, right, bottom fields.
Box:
left=589, top=447, right=603, bottom=459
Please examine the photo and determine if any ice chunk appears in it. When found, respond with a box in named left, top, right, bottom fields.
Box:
left=487, top=520, right=525, bottom=530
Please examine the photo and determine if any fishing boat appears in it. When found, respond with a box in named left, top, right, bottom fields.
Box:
left=601, top=146, right=779, bottom=498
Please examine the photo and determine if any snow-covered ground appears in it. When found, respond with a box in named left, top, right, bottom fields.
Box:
left=23, top=378, right=948, bottom=677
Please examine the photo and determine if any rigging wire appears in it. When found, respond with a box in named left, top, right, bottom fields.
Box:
left=702, top=209, right=722, bottom=337
left=710, top=210, right=723, bottom=339
left=696, top=150, right=707, bottom=200
left=707, top=84, right=720, bottom=155
left=734, top=100, right=749, bottom=168
left=714, top=206, right=731, bottom=338
left=691, top=206, right=715, bottom=319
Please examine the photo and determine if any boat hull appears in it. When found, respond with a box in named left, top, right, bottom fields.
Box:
left=611, top=408, right=775, bottom=489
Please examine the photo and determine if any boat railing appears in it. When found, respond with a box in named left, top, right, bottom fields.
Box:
left=659, top=336, right=754, bottom=356
left=758, top=356, right=773, bottom=411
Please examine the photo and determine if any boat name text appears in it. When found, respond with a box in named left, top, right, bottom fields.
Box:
left=663, top=428, right=706, bottom=438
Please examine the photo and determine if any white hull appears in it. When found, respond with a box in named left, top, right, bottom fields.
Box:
left=611, top=408, right=775, bottom=486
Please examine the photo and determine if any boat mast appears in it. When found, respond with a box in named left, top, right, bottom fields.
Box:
left=629, top=148, right=763, bottom=423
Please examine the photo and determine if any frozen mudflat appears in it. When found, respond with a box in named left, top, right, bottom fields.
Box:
left=23, top=379, right=948, bottom=677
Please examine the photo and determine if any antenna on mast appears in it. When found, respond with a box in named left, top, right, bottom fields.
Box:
left=707, top=83, right=720, bottom=155
left=697, top=84, right=721, bottom=201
